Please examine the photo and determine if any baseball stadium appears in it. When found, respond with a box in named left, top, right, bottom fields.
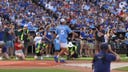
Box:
left=0, top=0, right=128, bottom=72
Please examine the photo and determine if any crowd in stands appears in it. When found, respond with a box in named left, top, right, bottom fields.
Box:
left=0, top=0, right=128, bottom=60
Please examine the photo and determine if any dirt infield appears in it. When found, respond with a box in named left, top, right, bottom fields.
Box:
left=0, top=61, right=127, bottom=72
left=0, top=61, right=60, bottom=67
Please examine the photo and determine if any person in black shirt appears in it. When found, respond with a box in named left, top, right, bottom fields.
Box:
left=95, top=25, right=105, bottom=54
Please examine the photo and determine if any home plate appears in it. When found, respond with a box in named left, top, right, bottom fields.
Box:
left=64, top=62, right=128, bottom=69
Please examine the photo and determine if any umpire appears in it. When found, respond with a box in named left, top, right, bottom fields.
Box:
left=92, top=43, right=120, bottom=72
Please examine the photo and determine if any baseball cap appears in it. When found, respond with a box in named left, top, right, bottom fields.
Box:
left=68, top=42, right=74, bottom=47
left=60, top=18, right=66, bottom=22
left=100, top=43, right=109, bottom=50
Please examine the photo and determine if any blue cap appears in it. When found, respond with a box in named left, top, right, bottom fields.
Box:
left=100, top=43, right=109, bottom=50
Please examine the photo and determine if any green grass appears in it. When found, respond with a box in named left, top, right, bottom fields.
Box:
left=119, top=54, right=128, bottom=62
left=76, top=57, right=93, bottom=61
left=116, top=66, right=128, bottom=71
left=120, top=54, right=126, bottom=57
left=0, top=69, right=77, bottom=72
left=120, top=57, right=128, bottom=62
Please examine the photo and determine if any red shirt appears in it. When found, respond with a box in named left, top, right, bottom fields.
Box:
left=14, top=43, right=22, bottom=50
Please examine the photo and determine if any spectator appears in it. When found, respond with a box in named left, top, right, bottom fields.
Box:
left=95, top=25, right=105, bottom=53
left=14, top=37, right=25, bottom=60
left=35, top=38, right=47, bottom=60
left=19, top=25, right=30, bottom=56
left=34, top=32, right=42, bottom=46
left=79, top=27, right=89, bottom=57
left=44, top=25, right=53, bottom=57
left=108, top=29, right=117, bottom=51
left=87, top=29, right=95, bottom=57
left=5, top=24, right=15, bottom=58
left=67, top=42, right=78, bottom=60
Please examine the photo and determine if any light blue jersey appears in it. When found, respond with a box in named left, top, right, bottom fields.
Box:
left=56, top=25, right=72, bottom=43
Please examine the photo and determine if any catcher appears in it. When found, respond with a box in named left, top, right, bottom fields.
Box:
left=35, top=39, right=47, bottom=60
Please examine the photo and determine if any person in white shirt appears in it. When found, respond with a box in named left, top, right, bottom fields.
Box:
left=104, top=33, right=109, bottom=43
left=34, top=32, right=42, bottom=46
left=34, top=32, right=42, bottom=59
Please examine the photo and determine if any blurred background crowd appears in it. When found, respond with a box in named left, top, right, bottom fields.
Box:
left=0, top=0, right=128, bottom=60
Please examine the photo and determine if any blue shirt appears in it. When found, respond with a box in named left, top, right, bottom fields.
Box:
left=70, top=19, right=77, bottom=24
left=7, top=34, right=14, bottom=41
left=53, top=38, right=60, bottom=50
left=2, top=46, right=7, bottom=53
left=50, top=27, right=56, bottom=32
left=4, top=28, right=14, bottom=41
left=89, top=24, right=95, bottom=29
left=80, top=31, right=88, bottom=39
left=56, top=25, right=72, bottom=43
left=94, top=51, right=116, bottom=72
left=84, top=5, right=90, bottom=10
left=46, top=31, right=52, bottom=40
left=88, top=34, right=94, bottom=43
left=0, top=31, right=4, bottom=41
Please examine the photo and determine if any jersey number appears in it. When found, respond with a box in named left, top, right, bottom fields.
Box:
left=61, top=30, right=65, bottom=35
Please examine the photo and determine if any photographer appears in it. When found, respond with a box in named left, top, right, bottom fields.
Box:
left=92, top=43, right=120, bottom=72
left=108, top=29, right=117, bottom=51
left=94, top=25, right=105, bottom=53
left=116, top=33, right=125, bottom=49
left=19, top=25, right=30, bottom=56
